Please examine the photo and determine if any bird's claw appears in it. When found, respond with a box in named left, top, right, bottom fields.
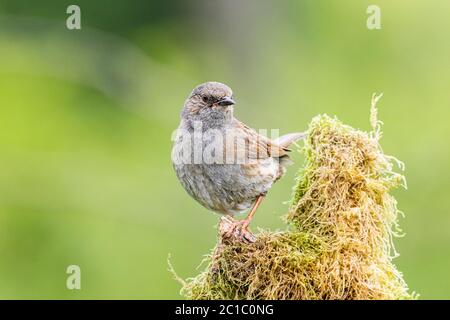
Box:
left=219, top=216, right=256, bottom=243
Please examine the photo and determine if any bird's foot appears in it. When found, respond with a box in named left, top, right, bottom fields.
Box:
left=219, top=216, right=256, bottom=243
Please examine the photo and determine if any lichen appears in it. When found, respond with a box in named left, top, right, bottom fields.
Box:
left=174, top=95, right=416, bottom=300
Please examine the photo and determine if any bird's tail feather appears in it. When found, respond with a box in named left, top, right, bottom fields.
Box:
left=274, top=132, right=306, bottom=149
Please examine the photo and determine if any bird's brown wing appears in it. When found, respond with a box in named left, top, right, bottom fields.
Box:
left=232, top=119, right=289, bottom=160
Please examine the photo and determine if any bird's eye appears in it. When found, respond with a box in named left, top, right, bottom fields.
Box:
left=202, top=96, right=209, bottom=103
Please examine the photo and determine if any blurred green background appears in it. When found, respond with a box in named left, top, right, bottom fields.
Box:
left=0, top=0, right=449, bottom=299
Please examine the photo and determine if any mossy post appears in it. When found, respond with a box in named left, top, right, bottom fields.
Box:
left=173, top=95, right=415, bottom=300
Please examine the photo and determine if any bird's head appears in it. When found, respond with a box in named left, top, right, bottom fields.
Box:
left=182, top=82, right=235, bottom=122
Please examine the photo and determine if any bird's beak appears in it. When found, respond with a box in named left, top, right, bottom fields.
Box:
left=217, top=97, right=235, bottom=107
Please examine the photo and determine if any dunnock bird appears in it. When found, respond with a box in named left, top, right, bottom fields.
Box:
left=172, top=82, right=304, bottom=242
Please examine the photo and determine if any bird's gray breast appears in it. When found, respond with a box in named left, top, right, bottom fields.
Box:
left=173, top=162, right=276, bottom=215
left=172, top=126, right=278, bottom=215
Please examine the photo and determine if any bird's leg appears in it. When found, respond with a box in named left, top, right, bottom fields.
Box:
left=242, top=195, right=265, bottom=230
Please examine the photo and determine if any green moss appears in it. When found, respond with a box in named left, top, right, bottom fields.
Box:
left=174, top=96, right=416, bottom=300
